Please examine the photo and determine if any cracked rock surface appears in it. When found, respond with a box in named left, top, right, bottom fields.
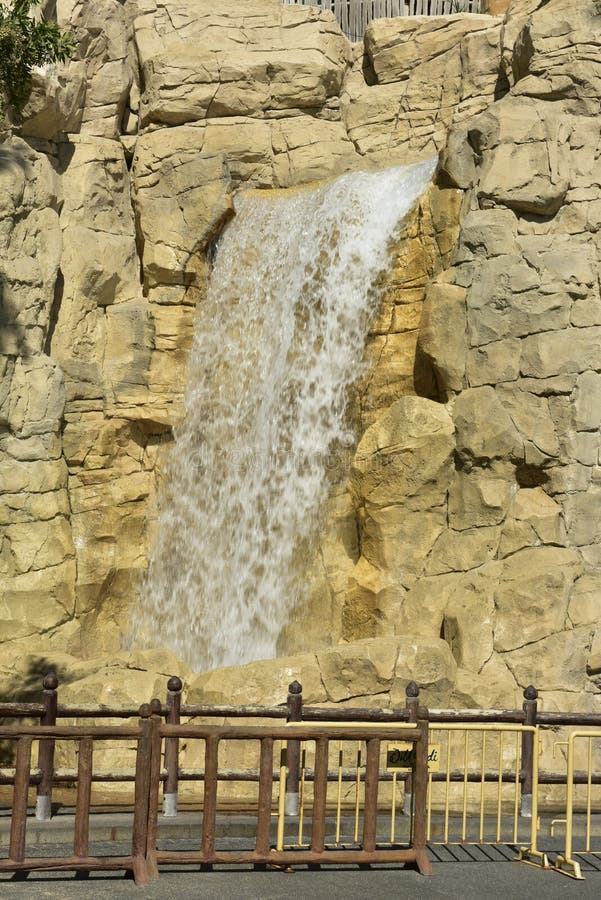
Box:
left=0, top=0, right=600, bottom=734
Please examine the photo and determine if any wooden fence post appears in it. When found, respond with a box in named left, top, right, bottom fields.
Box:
left=163, top=676, right=182, bottom=817
left=36, top=671, right=58, bottom=821
left=412, top=715, right=432, bottom=875
left=285, top=680, right=303, bottom=816
left=521, top=685, right=538, bottom=818
left=404, top=681, right=419, bottom=815
left=132, top=703, right=153, bottom=886
left=145, top=699, right=162, bottom=881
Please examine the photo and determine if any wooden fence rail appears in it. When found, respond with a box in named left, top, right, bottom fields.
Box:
left=2, top=674, right=601, bottom=823
left=281, top=0, right=484, bottom=42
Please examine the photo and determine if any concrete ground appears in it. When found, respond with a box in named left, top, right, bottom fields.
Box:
left=0, top=846, right=600, bottom=900
left=0, top=812, right=600, bottom=898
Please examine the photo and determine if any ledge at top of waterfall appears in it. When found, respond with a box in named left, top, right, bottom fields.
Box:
left=137, top=158, right=437, bottom=672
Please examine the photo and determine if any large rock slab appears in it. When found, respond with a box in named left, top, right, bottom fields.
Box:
left=59, top=0, right=133, bottom=139
left=473, top=99, right=570, bottom=215
left=418, top=281, right=467, bottom=394
left=343, top=13, right=502, bottom=164
left=365, top=13, right=501, bottom=85
left=134, top=0, right=350, bottom=126
left=133, top=129, right=234, bottom=287
left=351, top=397, right=455, bottom=511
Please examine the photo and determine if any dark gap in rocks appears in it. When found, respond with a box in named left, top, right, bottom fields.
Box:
left=361, top=52, right=378, bottom=87
left=511, top=25, right=535, bottom=86
left=414, top=342, right=445, bottom=403
left=515, top=209, right=557, bottom=225
left=130, top=420, right=173, bottom=448
left=440, top=615, right=461, bottom=666
left=122, top=139, right=135, bottom=171
left=466, top=127, right=484, bottom=164
left=44, top=268, right=64, bottom=356
left=56, top=140, right=76, bottom=177
left=206, top=233, right=221, bottom=271
left=435, top=168, right=458, bottom=191
left=454, top=450, right=468, bottom=471
left=516, top=462, right=550, bottom=487
left=454, top=450, right=491, bottom=472
left=493, top=65, right=510, bottom=102
left=132, top=200, right=147, bottom=293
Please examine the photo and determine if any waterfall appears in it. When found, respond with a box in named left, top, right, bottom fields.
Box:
left=139, top=159, right=436, bottom=671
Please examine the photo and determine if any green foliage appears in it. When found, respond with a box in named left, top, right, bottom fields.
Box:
left=0, top=0, right=75, bottom=116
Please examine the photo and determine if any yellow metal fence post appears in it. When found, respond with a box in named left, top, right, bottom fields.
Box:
left=517, top=727, right=549, bottom=870
left=553, top=731, right=601, bottom=880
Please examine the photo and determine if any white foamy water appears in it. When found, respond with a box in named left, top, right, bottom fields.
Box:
left=138, top=160, right=436, bottom=671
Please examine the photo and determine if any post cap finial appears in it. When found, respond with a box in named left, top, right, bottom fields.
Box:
left=139, top=703, right=152, bottom=718
left=406, top=680, right=419, bottom=698
left=150, top=698, right=162, bottom=715
left=523, top=685, right=538, bottom=700
left=167, top=675, right=183, bottom=693
left=288, top=680, right=302, bottom=694
left=43, top=672, right=59, bottom=691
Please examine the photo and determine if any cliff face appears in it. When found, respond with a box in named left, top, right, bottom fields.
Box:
left=0, top=0, right=600, bottom=711
left=289, top=0, right=601, bottom=714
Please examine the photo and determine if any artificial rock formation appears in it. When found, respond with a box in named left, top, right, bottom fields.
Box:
left=0, top=0, right=600, bottom=716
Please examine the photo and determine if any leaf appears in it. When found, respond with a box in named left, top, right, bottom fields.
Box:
left=0, top=0, right=76, bottom=116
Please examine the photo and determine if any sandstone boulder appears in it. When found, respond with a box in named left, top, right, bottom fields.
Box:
left=134, top=0, right=350, bottom=126
left=187, top=652, right=327, bottom=707
left=521, top=327, right=601, bottom=379
left=453, top=386, right=523, bottom=463
left=61, top=0, right=133, bottom=139
left=0, top=139, right=62, bottom=356
left=472, top=99, right=570, bottom=215
left=493, top=547, right=581, bottom=652
left=569, top=573, right=601, bottom=628
left=19, top=63, right=86, bottom=139
left=271, top=117, right=359, bottom=186
left=365, top=13, right=500, bottom=86
left=505, top=628, right=592, bottom=693
left=418, top=281, right=467, bottom=395
left=344, top=13, right=502, bottom=164
left=448, top=463, right=515, bottom=531
left=133, top=130, right=233, bottom=287
left=351, top=397, right=455, bottom=511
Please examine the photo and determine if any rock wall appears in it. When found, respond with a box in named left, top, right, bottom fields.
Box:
left=0, top=0, right=600, bottom=714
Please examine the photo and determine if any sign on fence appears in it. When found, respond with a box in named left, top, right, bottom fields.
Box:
left=387, top=742, right=441, bottom=771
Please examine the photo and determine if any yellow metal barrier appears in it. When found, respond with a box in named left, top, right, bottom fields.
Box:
left=275, top=719, right=601, bottom=879
left=425, top=723, right=546, bottom=868
left=554, top=730, right=601, bottom=881
left=277, top=720, right=545, bottom=870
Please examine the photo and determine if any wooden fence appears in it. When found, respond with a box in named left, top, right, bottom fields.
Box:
left=1, top=674, right=601, bottom=882
left=0, top=716, right=154, bottom=884
left=281, top=0, right=484, bottom=42
left=2, top=674, right=601, bottom=821
left=0, top=705, right=431, bottom=884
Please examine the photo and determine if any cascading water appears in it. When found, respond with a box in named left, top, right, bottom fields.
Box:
left=138, top=159, right=436, bottom=671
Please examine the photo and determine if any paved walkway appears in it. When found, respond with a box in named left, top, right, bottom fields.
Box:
left=1, top=812, right=600, bottom=898
left=1, top=850, right=600, bottom=900
left=0, top=841, right=600, bottom=899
